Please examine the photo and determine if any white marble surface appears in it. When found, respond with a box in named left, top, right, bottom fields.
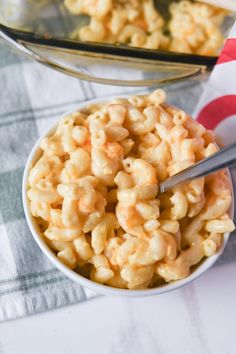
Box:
left=0, top=261, right=236, bottom=354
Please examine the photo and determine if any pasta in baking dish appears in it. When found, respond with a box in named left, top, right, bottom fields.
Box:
left=27, top=89, right=235, bottom=289
left=64, top=0, right=227, bottom=55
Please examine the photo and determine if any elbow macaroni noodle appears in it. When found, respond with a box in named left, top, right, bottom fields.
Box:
left=28, top=89, right=235, bottom=289
left=64, top=0, right=227, bottom=56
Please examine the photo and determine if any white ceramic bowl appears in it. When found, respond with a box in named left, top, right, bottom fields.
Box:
left=22, top=96, right=234, bottom=297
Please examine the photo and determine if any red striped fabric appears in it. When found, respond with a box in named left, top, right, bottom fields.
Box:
left=197, top=95, right=236, bottom=129
left=217, top=38, right=236, bottom=65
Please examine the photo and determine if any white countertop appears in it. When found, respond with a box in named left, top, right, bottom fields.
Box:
left=0, top=261, right=236, bottom=354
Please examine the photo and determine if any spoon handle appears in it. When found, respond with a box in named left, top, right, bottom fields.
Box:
left=159, top=141, right=236, bottom=193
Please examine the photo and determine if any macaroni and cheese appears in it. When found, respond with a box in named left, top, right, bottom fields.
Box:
left=64, top=0, right=227, bottom=55
left=27, top=90, right=235, bottom=289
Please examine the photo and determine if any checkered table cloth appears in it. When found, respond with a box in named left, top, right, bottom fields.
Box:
left=0, top=40, right=235, bottom=322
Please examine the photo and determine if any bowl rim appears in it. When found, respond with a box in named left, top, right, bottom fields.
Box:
left=22, top=95, right=235, bottom=297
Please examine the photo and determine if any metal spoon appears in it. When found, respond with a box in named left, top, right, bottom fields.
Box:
left=159, top=141, right=236, bottom=193
left=154, top=0, right=182, bottom=21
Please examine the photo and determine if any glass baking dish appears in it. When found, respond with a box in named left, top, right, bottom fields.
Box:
left=0, top=0, right=234, bottom=86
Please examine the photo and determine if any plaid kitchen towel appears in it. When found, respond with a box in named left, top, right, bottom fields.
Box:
left=0, top=39, right=235, bottom=322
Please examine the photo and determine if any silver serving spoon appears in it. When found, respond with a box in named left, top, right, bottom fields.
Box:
left=159, top=141, right=236, bottom=193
